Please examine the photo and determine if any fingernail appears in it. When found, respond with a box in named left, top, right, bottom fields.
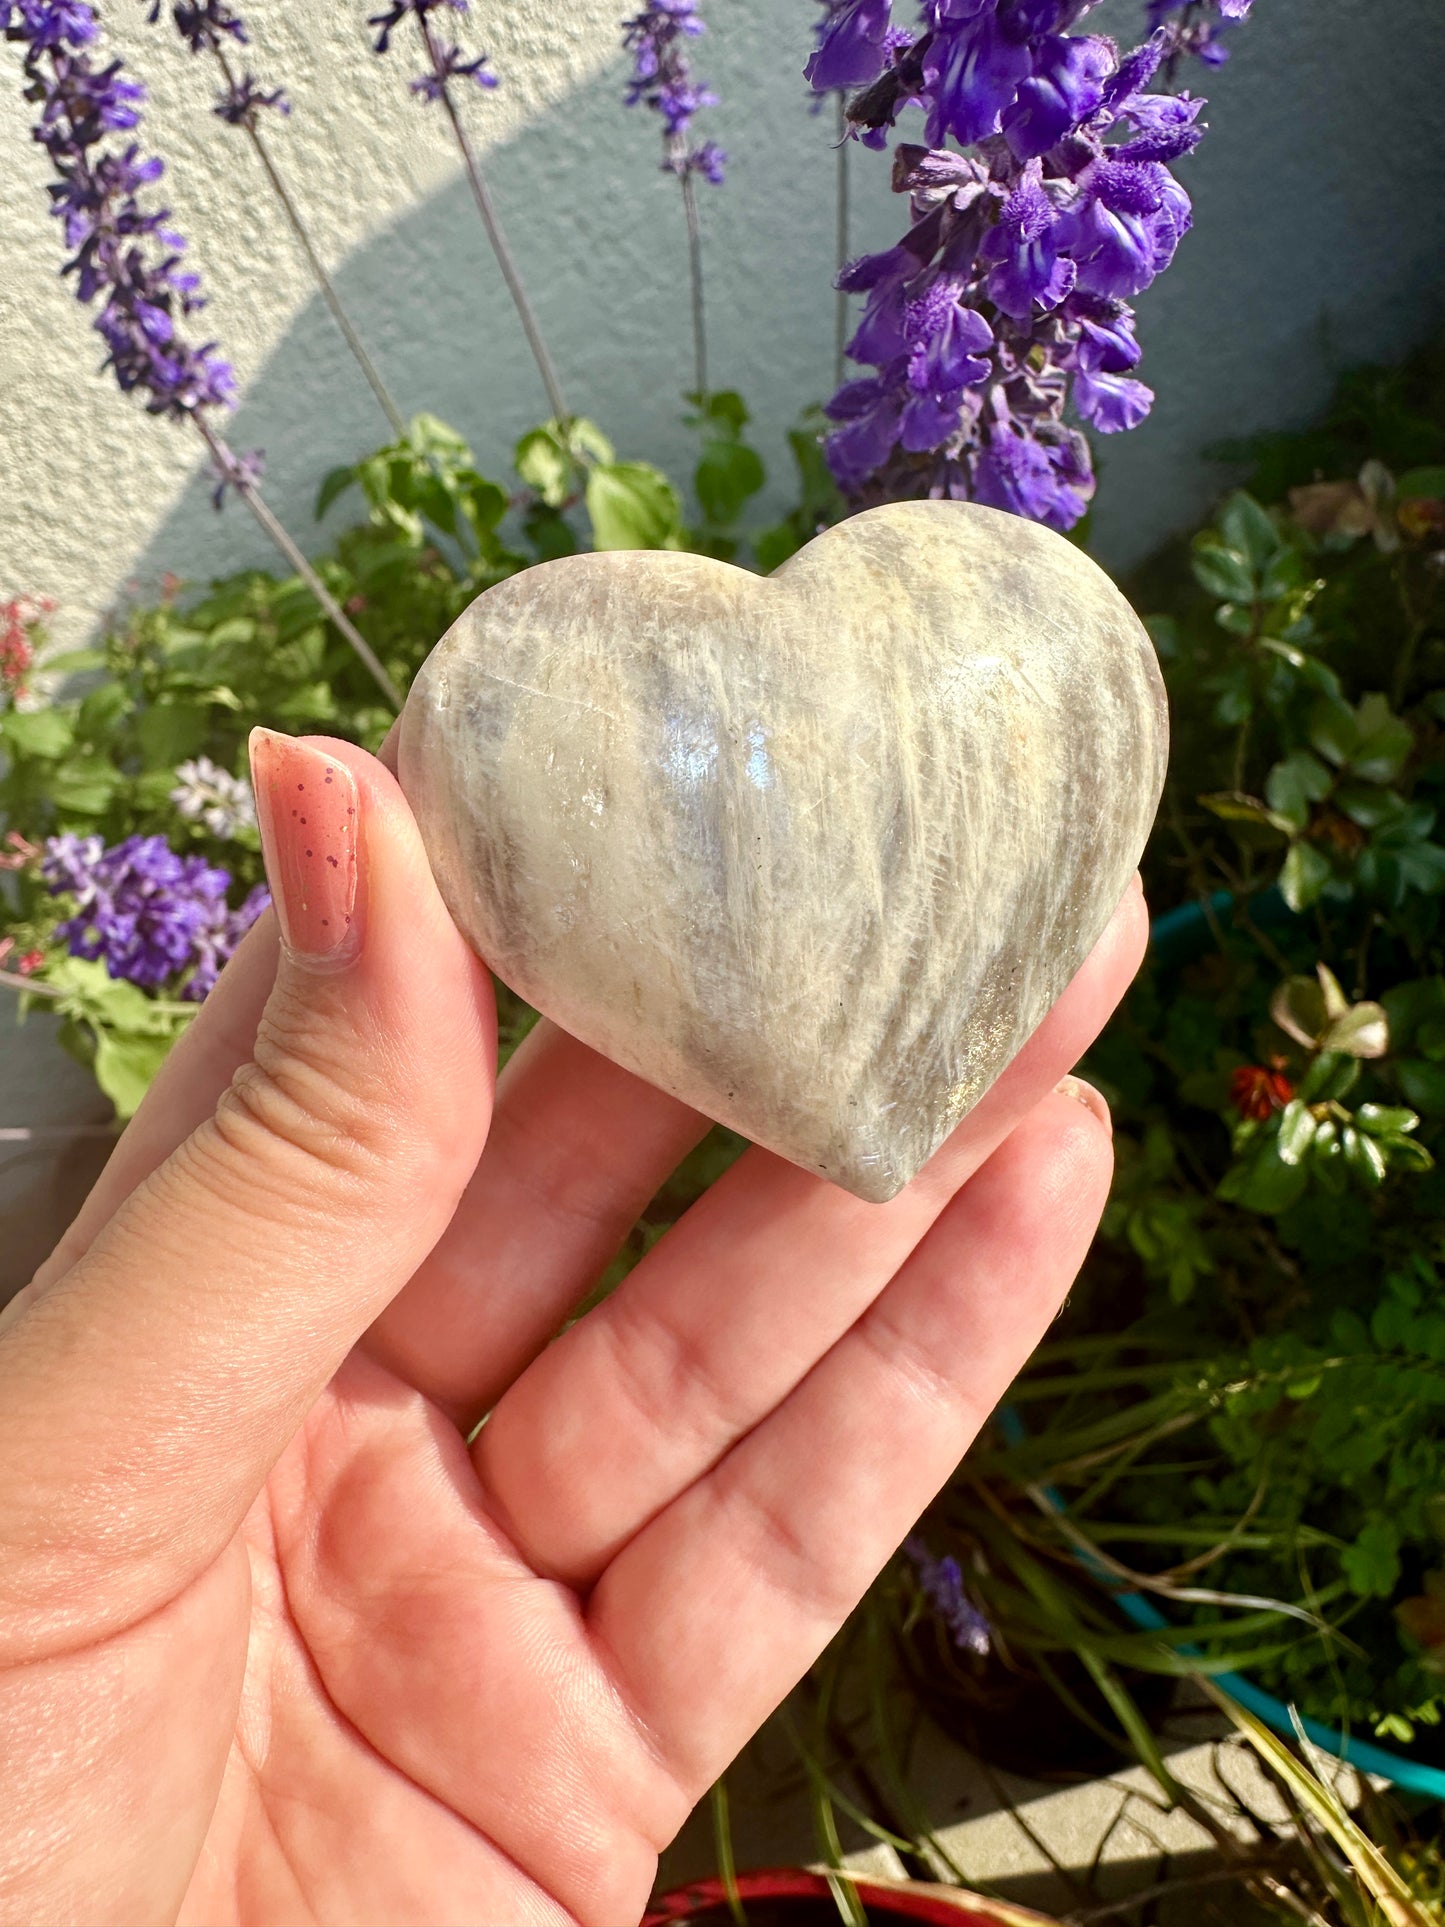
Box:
left=249, top=728, right=360, bottom=969
left=1055, top=1074, right=1112, bottom=1136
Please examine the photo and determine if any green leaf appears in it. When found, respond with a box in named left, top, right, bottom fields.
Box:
left=1349, top=694, right=1413, bottom=783
left=515, top=427, right=572, bottom=508
left=93, top=1029, right=177, bottom=1119
left=1218, top=491, right=1280, bottom=574
left=459, top=472, right=511, bottom=545
left=135, top=701, right=209, bottom=769
left=1387, top=1137, right=1435, bottom=1172
left=1218, top=1139, right=1309, bottom=1214
left=1264, top=749, right=1332, bottom=829
left=566, top=416, right=615, bottom=466
left=1270, top=972, right=1328, bottom=1047
left=38, top=645, right=106, bottom=676
left=1341, top=1125, right=1387, bottom=1188
left=1341, top=1518, right=1402, bottom=1599
left=585, top=461, right=683, bottom=551
left=1276, top=1098, right=1317, bottom=1165
left=1259, top=637, right=1341, bottom=695
left=1307, top=694, right=1359, bottom=767
left=1381, top=977, right=1445, bottom=1050
left=753, top=523, right=802, bottom=575
left=688, top=388, right=750, bottom=436
left=1142, top=613, right=1178, bottom=659
left=1296, top=1052, right=1360, bottom=1105
left=1335, top=779, right=1404, bottom=828
left=522, top=502, right=579, bottom=562
left=2, top=706, right=73, bottom=760
left=1356, top=1103, right=1419, bottom=1138
left=1191, top=538, right=1255, bottom=603
left=408, top=412, right=472, bottom=458
left=48, top=756, right=118, bottom=814
left=1279, top=840, right=1332, bottom=911
left=695, top=438, right=765, bottom=527
left=1215, top=602, right=1255, bottom=636
left=1199, top=791, right=1293, bottom=838
left=1319, top=1000, right=1389, bottom=1059
left=315, top=464, right=357, bottom=520
left=1398, top=465, right=1445, bottom=500
left=1398, top=1060, right=1445, bottom=1115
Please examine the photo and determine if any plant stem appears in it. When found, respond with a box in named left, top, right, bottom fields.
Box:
left=213, top=49, right=408, bottom=441
left=677, top=157, right=708, bottom=402
left=418, top=18, right=570, bottom=429
left=0, top=970, right=60, bottom=997
left=834, top=92, right=850, bottom=389
left=194, top=417, right=403, bottom=711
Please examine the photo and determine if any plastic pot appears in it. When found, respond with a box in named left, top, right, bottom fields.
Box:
left=643, top=1869, right=1058, bottom=1927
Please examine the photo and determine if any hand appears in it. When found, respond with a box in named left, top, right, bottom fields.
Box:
left=0, top=731, right=1146, bottom=1927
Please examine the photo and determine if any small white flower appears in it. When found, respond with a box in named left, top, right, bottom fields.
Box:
left=170, top=755, right=257, bottom=840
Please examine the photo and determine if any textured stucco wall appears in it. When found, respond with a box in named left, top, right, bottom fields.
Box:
left=2, top=0, right=1443, bottom=647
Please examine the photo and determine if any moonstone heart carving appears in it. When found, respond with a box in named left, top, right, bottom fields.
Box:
left=399, top=500, right=1167, bottom=1202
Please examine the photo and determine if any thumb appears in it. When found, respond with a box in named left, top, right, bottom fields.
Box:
left=0, top=730, right=496, bottom=1652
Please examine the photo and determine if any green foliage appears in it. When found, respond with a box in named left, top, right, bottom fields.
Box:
left=685, top=390, right=766, bottom=560
left=1, top=401, right=827, bottom=1116
left=752, top=408, right=846, bottom=575
left=993, top=363, right=1445, bottom=1746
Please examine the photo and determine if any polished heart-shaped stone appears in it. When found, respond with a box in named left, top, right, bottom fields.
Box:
left=398, top=500, right=1167, bottom=1201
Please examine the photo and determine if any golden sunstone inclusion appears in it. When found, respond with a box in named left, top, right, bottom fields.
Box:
left=399, top=500, right=1168, bottom=1201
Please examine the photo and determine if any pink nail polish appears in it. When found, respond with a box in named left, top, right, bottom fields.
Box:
left=249, top=728, right=360, bottom=968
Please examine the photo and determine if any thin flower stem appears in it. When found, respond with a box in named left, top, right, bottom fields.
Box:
left=0, top=970, right=60, bottom=998
left=212, top=49, right=408, bottom=441
left=834, top=93, right=849, bottom=389
left=676, top=148, right=708, bottom=401
left=417, top=16, right=570, bottom=429
left=193, top=417, right=403, bottom=711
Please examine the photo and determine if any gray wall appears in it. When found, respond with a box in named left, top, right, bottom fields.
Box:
left=1, top=0, right=1442, bottom=647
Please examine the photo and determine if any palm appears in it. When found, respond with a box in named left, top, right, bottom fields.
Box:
left=177, top=1358, right=661, bottom=1927
left=3, top=808, right=1144, bottom=1927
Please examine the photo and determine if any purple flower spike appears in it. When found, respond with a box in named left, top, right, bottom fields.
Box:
left=368, top=0, right=487, bottom=103
left=1002, top=31, right=1112, bottom=160
left=411, top=44, right=496, bottom=102
left=1146, top=0, right=1251, bottom=67
left=146, top=1, right=290, bottom=122
left=980, top=169, right=1074, bottom=320
left=41, top=831, right=264, bottom=996
left=1073, top=367, right=1153, bottom=432
left=6, top=1, right=238, bottom=423
left=922, top=10, right=1033, bottom=148
left=622, top=0, right=725, bottom=184
left=905, top=1537, right=992, bottom=1658
left=805, top=0, right=896, bottom=92
left=815, top=0, right=1248, bottom=522
left=210, top=443, right=264, bottom=510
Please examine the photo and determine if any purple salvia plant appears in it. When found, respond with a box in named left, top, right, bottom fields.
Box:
left=368, top=0, right=569, bottom=429
left=621, top=2, right=724, bottom=398
left=41, top=831, right=269, bottom=999
left=147, top=0, right=408, bottom=438
left=811, top=0, right=1245, bottom=532
left=4, top=0, right=401, bottom=705
left=4, top=0, right=235, bottom=419
left=622, top=1, right=726, bottom=184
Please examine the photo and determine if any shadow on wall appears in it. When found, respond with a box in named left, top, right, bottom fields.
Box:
left=125, top=0, right=1445, bottom=621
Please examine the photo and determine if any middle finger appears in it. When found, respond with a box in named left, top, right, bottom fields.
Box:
left=472, top=878, right=1147, bottom=1583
